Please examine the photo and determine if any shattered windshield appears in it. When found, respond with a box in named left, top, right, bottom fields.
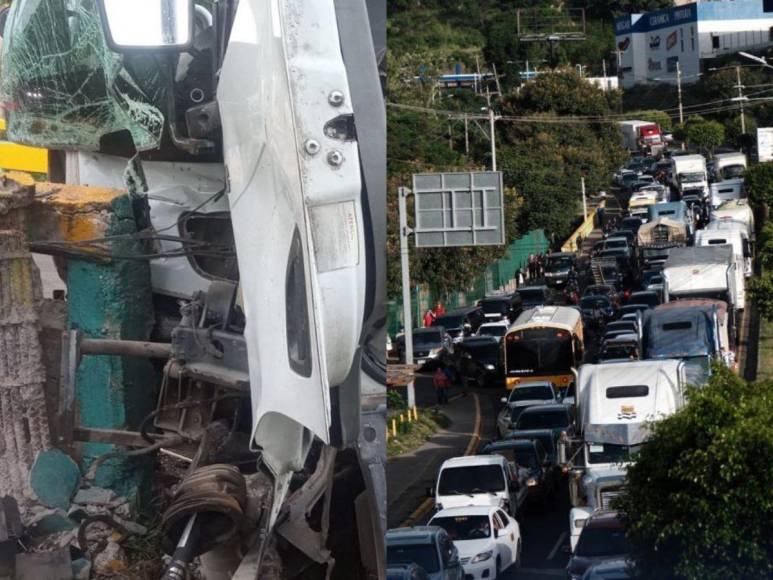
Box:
left=1, top=0, right=166, bottom=152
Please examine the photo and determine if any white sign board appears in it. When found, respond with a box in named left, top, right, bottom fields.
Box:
left=757, top=127, right=773, bottom=162
left=412, top=171, right=506, bottom=247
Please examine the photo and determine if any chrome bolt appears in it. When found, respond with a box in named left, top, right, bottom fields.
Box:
left=304, top=139, right=321, bottom=155
left=327, top=150, right=344, bottom=167
left=328, top=91, right=345, bottom=107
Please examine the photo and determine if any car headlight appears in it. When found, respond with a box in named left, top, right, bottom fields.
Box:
left=428, top=348, right=441, bottom=358
left=485, top=364, right=495, bottom=370
left=526, top=477, right=538, bottom=487
left=470, top=550, right=493, bottom=563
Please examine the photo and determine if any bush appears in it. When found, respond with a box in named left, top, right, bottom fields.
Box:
left=615, top=367, right=773, bottom=579
left=744, top=162, right=773, bottom=208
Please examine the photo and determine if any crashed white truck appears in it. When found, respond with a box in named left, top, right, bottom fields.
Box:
left=0, top=0, right=386, bottom=578
left=558, top=360, right=686, bottom=552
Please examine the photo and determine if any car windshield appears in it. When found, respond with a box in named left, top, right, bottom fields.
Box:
left=629, top=293, right=659, bottom=307
left=546, top=256, right=573, bottom=271
left=605, top=240, right=627, bottom=249
left=478, top=326, right=506, bottom=338
left=518, top=289, right=546, bottom=303
left=721, top=165, right=745, bottom=179
left=433, top=315, right=464, bottom=329
left=387, top=545, right=439, bottom=574
left=575, top=525, right=630, bottom=558
left=438, top=465, right=505, bottom=494
left=581, top=297, right=611, bottom=309
left=431, top=515, right=492, bottom=541
left=679, top=172, right=704, bottom=184
left=413, top=331, right=442, bottom=348
left=600, top=345, right=638, bottom=360
left=587, top=442, right=642, bottom=464
left=516, top=409, right=568, bottom=430
left=481, top=300, right=508, bottom=315
left=511, top=433, right=555, bottom=459
left=510, top=385, right=553, bottom=401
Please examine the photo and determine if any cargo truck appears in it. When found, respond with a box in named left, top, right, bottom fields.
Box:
left=559, top=360, right=686, bottom=551
left=670, top=154, right=708, bottom=201
left=618, top=120, right=664, bottom=154
left=662, top=245, right=743, bottom=310
left=712, top=151, right=747, bottom=181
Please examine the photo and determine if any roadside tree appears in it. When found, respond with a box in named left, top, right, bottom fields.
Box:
left=615, top=367, right=773, bottom=579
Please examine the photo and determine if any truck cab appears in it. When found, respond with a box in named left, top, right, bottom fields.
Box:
left=558, top=360, right=685, bottom=550
left=670, top=154, right=708, bottom=201
left=695, top=226, right=752, bottom=278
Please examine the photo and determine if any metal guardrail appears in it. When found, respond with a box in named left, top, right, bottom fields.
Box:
left=562, top=199, right=605, bottom=253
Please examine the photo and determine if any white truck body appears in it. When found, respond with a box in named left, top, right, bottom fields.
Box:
left=711, top=199, right=755, bottom=241
left=713, top=152, right=747, bottom=180
left=568, top=360, right=685, bottom=550
left=671, top=154, right=708, bottom=199
left=662, top=245, right=743, bottom=310
left=697, top=223, right=753, bottom=277
left=709, top=179, right=745, bottom=209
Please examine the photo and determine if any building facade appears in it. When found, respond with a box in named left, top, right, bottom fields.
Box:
left=615, top=1, right=773, bottom=88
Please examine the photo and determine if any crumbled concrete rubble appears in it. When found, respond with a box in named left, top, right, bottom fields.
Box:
left=8, top=483, right=149, bottom=579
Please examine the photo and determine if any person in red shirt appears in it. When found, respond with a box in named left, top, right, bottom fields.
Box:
left=433, top=301, right=445, bottom=318
left=423, top=309, right=435, bottom=328
left=433, top=367, right=449, bottom=405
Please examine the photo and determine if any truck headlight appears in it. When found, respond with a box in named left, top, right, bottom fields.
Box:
left=471, top=550, right=493, bottom=563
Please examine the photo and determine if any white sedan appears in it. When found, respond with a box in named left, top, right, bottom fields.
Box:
left=429, top=505, right=521, bottom=579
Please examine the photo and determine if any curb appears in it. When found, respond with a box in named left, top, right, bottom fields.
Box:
left=398, top=392, right=481, bottom=527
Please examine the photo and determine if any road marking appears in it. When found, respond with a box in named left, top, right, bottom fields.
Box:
left=399, top=392, right=481, bottom=527
left=547, top=531, right=567, bottom=560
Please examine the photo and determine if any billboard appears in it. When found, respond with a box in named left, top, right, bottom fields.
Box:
left=758, top=127, right=773, bottom=162
left=412, top=171, right=506, bottom=247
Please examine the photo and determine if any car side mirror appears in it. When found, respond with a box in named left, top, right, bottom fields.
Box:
left=495, top=529, right=503, bottom=538
left=426, top=486, right=435, bottom=498
left=97, top=0, right=193, bottom=51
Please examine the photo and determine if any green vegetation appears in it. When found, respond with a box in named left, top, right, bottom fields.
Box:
left=387, top=408, right=450, bottom=459
left=672, top=116, right=726, bottom=153
left=615, top=367, right=773, bottom=580
left=756, top=318, right=773, bottom=380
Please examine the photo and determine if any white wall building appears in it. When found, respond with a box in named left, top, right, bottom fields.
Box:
left=615, top=1, right=773, bottom=88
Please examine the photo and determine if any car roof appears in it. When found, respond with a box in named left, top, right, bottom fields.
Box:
left=518, top=403, right=568, bottom=414
left=586, top=511, right=624, bottom=530
left=479, top=321, right=509, bottom=328
left=513, top=380, right=554, bottom=388
left=441, top=454, right=505, bottom=468
left=386, top=526, right=445, bottom=543
left=431, top=505, right=499, bottom=518
left=483, top=439, right=535, bottom=452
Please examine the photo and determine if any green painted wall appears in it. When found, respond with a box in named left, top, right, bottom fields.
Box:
left=68, top=195, right=156, bottom=501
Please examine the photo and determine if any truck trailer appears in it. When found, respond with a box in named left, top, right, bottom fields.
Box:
left=619, top=120, right=663, bottom=154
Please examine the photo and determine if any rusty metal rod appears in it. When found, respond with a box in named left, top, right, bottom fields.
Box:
left=80, top=338, right=173, bottom=359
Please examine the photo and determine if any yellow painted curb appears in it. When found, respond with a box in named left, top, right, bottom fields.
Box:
left=399, top=392, right=482, bottom=527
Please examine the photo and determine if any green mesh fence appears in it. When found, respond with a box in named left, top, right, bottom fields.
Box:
left=388, top=229, right=549, bottom=337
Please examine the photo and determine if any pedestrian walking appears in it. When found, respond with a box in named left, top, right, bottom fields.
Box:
left=423, top=309, right=435, bottom=328
left=596, top=205, right=605, bottom=230
left=433, top=366, right=449, bottom=405
left=433, top=301, right=446, bottom=318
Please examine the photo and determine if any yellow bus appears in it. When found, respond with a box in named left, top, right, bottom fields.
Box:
left=503, top=306, right=584, bottom=390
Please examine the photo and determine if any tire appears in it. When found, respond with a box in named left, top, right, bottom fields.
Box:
left=514, top=540, right=522, bottom=569
left=495, top=556, right=501, bottom=579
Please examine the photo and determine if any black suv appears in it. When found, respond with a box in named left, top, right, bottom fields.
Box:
left=432, top=306, right=486, bottom=344
left=478, top=294, right=522, bottom=323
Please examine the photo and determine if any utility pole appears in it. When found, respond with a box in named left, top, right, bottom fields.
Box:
left=676, top=61, right=684, bottom=125
left=602, top=59, right=607, bottom=78
left=464, top=113, right=470, bottom=155
left=581, top=177, right=587, bottom=221
left=735, top=65, right=746, bottom=134
left=486, top=89, right=497, bottom=171
left=398, top=187, right=416, bottom=409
